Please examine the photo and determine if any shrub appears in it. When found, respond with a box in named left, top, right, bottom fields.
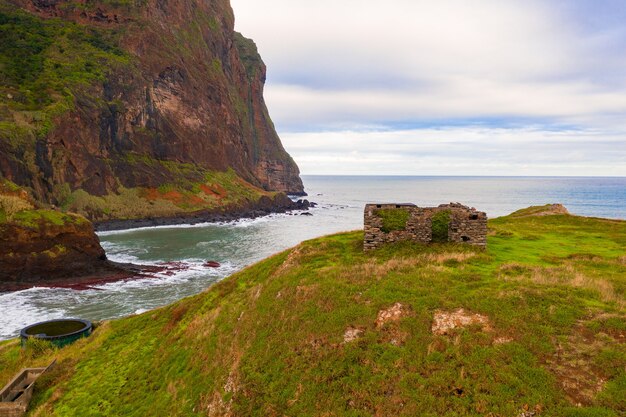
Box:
left=375, top=209, right=410, bottom=233
left=0, top=194, right=34, bottom=220
left=431, top=210, right=451, bottom=242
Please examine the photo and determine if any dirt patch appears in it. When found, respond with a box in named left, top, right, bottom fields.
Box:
left=376, top=303, right=410, bottom=328
left=199, top=184, right=224, bottom=198
left=374, top=303, right=411, bottom=345
left=201, top=348, right=243, bottom=416
left=343, top=327, right=363, bottom=343
left=517, top=404, right=544, bottom=417
left=544, top=316, right=624, bottom=406
left=431, top=308, right=492, bottom=335
left=493, top=336, right=514, bottom=345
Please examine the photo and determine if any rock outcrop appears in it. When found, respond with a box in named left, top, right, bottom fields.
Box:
left=0, top=0, right=304, bottom=223
left=508, top=204, right=570, bottom=218
left=0, top=179, right=126, bottom=289
left=0, top=209, right=108, bottom=286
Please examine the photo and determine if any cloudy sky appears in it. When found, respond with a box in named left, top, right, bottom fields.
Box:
left=230, top=0, right=626, bottom=176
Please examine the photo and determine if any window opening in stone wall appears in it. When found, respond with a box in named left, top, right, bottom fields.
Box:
left=470, top=214, right=478, bottom=220
left=431, top=210, right=451, bottom=243
left=461, top=236, right=471, bottom=242
left=375, top=209, right=410, bottom=233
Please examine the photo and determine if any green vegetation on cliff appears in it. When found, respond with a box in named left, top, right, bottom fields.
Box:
left=0, top=6, right=130, bottom=139
left=56, top=163, right=281, bottom=222
left=0, top=178, right=109, bottom=285
left=1, top=207, right=624, bottom=416
left=0, top=178, right=87, bottom=228
left=234, top=32, right=264, bottom=80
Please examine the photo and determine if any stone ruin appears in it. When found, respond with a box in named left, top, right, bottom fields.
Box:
left=363, top=202, right=487, bottom=251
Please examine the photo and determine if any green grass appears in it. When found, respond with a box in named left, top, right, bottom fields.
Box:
left=234, top=32, right=263, bottom=80
left=0, top=178, right=91, bottom=228
left=375, top=208, right=410, bottom=233
left=0, top=6, right=130, bottom=139
left=10, top=209, right=87, bottom=229
left=0, top=209, right=624, bottom=416
left=57, top=162, right=277, bottom=221
left=431, top=209, right=451, bottom=242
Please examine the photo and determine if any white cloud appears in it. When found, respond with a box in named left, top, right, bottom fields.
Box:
left=265, top=81, right=626, bottom=129
left=281, top=127, right=626, bottom=176
left=230, top=0, right=626, bottom=175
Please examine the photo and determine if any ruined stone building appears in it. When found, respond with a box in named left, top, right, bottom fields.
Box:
left=363, top=203, right=487, bottom=251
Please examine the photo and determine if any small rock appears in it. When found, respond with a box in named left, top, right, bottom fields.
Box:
left=204, top=261, right=221, bottom=268
left=343, top=327, right=363, bottom=343
left=493, top=336, right=513, bottom=345
left=432, top=308, right=491, bottom=335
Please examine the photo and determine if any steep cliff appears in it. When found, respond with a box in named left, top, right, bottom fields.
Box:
left=0, top=0, right=304, bottom=221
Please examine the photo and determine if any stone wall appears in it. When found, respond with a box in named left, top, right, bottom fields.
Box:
left=363, top=202, right=487, bottom=251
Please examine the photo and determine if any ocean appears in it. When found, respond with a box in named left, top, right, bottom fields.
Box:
left=1, top=176, right=624, bottom=340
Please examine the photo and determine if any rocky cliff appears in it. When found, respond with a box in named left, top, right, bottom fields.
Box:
left=0, top=177, right=304, bottom=288
left=0, top=0, right=304, bottom=222
left=0, top=178, right=120, bottom=289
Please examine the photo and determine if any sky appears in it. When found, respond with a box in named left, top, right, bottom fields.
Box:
left=230, top=0, right=626, bottom=176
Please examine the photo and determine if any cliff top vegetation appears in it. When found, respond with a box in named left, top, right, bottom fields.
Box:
left=1, top=206, right=624, bottom=416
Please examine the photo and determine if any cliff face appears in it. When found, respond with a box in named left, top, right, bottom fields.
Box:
left=0, top=179, right=114, bottom=287
left=0, top=0, right=304, bottom=221
left=0, top=209, right=108, bottom=285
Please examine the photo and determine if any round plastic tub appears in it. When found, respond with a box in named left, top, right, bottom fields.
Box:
left=20, top=319, right=92, bottom=348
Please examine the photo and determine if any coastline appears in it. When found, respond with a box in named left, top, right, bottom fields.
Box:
left=0, top=195, right=313, bottom=294
left=94, top=195, right=313, bottom=232
left=0, top=261, right=156, bottom=293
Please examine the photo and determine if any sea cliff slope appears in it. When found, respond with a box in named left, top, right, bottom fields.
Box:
left=0, top=0, right=304, bottom=222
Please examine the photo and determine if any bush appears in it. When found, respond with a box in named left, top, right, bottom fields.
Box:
left=431, top=210, right=451, bottom=242
left=0, top=194, right=34, bottom=220
left=375, top=209, right=410, bottom=233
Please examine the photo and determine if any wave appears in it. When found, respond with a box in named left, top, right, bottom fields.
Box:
left=0, top=288, right=67, bottom=340
left=96, top=210, right=311, bottom=236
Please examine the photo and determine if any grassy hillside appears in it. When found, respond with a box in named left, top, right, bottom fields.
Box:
left=1, top=207, right=624, bottom=416
left=54, top=164, right=281, bottom=222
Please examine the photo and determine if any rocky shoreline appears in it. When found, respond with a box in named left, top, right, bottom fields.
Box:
left=0, top=190, right=314, bottom=292
left=94, top=195, right=314, bottom=232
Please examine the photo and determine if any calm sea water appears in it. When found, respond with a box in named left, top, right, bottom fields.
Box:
left=1, top=176, right=624, bottom=339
